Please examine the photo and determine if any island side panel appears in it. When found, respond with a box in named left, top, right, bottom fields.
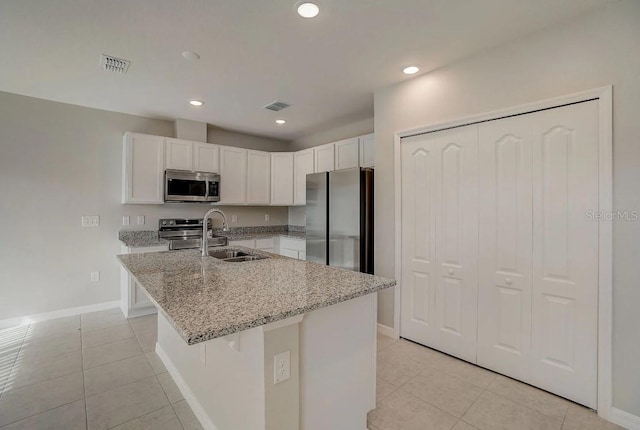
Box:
left=299, top=293, right=377, bottom=430
left=156, top=313, right=267, bottom=430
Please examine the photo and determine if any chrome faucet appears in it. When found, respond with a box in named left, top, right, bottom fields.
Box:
left=202, top=208, right=229, bottom=257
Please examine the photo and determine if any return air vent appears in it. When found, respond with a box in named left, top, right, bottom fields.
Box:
left=100, top=54, right=130, bottom=74
left=264, top=101, right=290, bottom=112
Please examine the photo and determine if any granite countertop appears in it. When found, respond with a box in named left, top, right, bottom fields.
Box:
left=119, top=231, right=168, bottom=248
left=117, top=247, right=395, bottom=345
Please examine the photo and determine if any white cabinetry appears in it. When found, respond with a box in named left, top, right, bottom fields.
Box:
left=165, top=138, right=194, bottom=171
left=228, top=239, right=256, bottom=248
left=294, top=149, right=314, bottom=205
left=120, top=243, right=168, bottom=318
left=279, top=237, right=306, bottom=260
left=334, top=137, right=360, bottom=170
left=122, top=132, right=165, bottom=204
left=255, top=238, right=275, bottom=253
left=314, top=143, right=335, bottom=172
left=270, top=153, right=294, bottom=205
left=359, top=133, right=375, bottom=168
left=220, top=145, right=248, bottom=204
left=247, top=150, right=271, bottom=205
left=193, top=142, right=220, bottom=173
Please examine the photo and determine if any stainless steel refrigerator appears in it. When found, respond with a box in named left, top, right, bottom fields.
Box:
left=305, top=168, right=374, bottom=274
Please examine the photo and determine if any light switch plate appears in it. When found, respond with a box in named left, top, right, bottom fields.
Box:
left=274, top=350, right=291, bottom=384
left=264, top=213, right=270, bottom=222
left=81, top=216, right=100, bottom=227
left=122, top=216, right=130, bottom=226
left=137, top=215, right=145, bottom=225
left=231, top=214, right=238, bottom=223
left=90, top=272, right=100, bottom=282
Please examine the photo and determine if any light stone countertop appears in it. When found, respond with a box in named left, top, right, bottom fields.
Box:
left=117, top=247, right=395, bottom=345
left=119, top=231, right=168, bottom=248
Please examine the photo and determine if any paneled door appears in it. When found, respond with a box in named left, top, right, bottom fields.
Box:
left=401, top=126, right=479, bottom=362
left=477, top=115, right=534, bottom=382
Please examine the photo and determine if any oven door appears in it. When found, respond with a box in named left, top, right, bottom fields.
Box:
left=165, top=170, right=210, bottom=202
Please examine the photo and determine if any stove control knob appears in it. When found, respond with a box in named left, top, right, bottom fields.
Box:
left=161, top=221, right=167, bottom=225
left=169, top=220, right=175, bottom=225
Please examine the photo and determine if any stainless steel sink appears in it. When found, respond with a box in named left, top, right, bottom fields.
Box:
left=207, top=249, right=268, bottom=262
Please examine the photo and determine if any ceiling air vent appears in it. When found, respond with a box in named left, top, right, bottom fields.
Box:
left=100, top=54, right=130, bottom=74
left=264, top=101, right=290, bottom=112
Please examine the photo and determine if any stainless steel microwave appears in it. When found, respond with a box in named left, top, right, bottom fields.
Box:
left=164, top=170, right=220, bottom=203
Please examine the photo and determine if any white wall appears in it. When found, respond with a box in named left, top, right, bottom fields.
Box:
left=289, top=117, right=373, bottom=151
left=208, top=125, right=291, bottom=152
left=373, top=0, right=640, bottom=415
left=0, top=91, right=288, bottom=321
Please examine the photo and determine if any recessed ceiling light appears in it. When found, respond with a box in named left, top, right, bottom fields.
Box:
left=297, top=2, right=320, bottom=18
left=402, top=65, right=420, bottom=75
left=275, top=119, right=286, bottom=125
left=189, top=100, right=204, bottom=106
left=182, top=51, right=200, bottom=61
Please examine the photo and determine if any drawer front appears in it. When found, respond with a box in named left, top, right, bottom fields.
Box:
left=280, top=248, right=299, bottom=259
left=255, top=238, right=275, bottom=249
left=280, top=238, right=305, bottom=252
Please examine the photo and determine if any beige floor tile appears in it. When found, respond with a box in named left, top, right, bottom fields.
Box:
left=145, top=352, right=167, bottom=375
left=7, top=350, right=82, bottom=391
left=391, top=339, right=447, bottom=366
left=403, top=368, right=483, bottom=417
left=81, top=308, right=122, bottom=322
left=0, top=371, right=84, bottom=427
left=368, top=389, right=458, bottom=430
left=377, top=333, right=398, bottom=351
left=452, top=421, right=479, bottom=430
left=136, top=332, right=158, bottom=353
left=377, top=377, right=399, bottom=404
left=27, top=317, right=80, bottom=341
left=18, top=332, right=81, bottom=364
left=426, top=353, right=496, bottom=389
left=82, top=337, right=143, bottom=370
left=112, top=405, right=183, bottom=430
left=84, top=354, right=156, bottom=397
left=158, top=372, right=184, bottom=404
left=173, top=399, right=204, bottom=430
left=462, top=391, right=562, bottom=430
left=0, top=399, right=86, bottom=430
left=562, top=405, right=626, bottom=430
left=129, top=314, right=158, bottom=335
left=486, top=374, right=571, bottom=420
left=81, top=312, right=128, bottom=333
left=81, top=323, right=135, bottom=349
left=377, top=347, right=427, bottom=386
left=85, top=376, right=169, bottom=430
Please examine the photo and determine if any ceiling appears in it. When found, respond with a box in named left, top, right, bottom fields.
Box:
left=0, top=0, right=612, bottom=141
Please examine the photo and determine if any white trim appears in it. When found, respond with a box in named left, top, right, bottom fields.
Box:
left=156, top=343, right=218, bottom=430
left=393, top=86, right=613, bottom=420
left=0, top=300, right=120, bottom=330
left=611, top=408, right=640, bottom=430
left=377, top=323, right=397, bottom=339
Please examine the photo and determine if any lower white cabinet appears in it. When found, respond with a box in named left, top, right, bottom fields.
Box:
left=228, top=239, right=257, bottom=248
left=229, top=236, right=306, bottom=260
left=279, top=237, right=306, bottom=260
left=120, top=244, right=168, bottom=318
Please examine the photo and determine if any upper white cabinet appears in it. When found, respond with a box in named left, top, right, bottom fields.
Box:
left=165, top=138, right=193, bottom=171
left=220, top=145, right=247, bottom=204
left=271, top=153, right=294, bottom=205
left=193, top=142, right=220, bottom=173
left=247, top=150, right=271, bottom=205
left=359, top=133, right=375, bottom=168
left=334, top=137, right=360, bottom=170
left=314, top=143, right=335, bottom=172
left=122, top=132, right=165, bottom=204
left=294, top=149, right=314, bottom=205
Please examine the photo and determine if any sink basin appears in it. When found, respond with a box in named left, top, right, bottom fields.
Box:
left=207, top=249, right=268, bottom=262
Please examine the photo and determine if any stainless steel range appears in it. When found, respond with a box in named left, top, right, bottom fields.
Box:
left=159, top=218, right=227, bottom=250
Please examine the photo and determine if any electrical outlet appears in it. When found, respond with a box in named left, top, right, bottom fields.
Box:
left=137, top=215, right=145, bottom=225
left=81, top=216, right=100, bottom=227
left=122, top=216, right=130, bottom=226
left=264, top=213, right=270, bottom=222
left=90, top=271, right=100, bottom=282
left=273, top=350, right=291, bottom=384
left=231, top=214, right=238, bottom=223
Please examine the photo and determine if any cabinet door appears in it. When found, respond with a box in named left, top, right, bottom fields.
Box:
left=314, top=143, right=335, bottom=172
left=280, top=248, right=299, bottom=259
left=294, top=149, right=314, bottom=205
left=193, top=142, right=219, bottom=173
left=165, top=138, right=194, bottom=171
left=334, top=138, right=360, bottom=170
left=359, top=133, right=375, bottom=168
left=219, top=146, right=248, bottom=204
left=247, top=150, right=271, bottom=205
left=122, top=133, right=165, bottom=204
left=270, top=153, right=294, bottom=205
left=256, top=238, right=275, bottom=250
left=400, top=126, right=479, bottom=363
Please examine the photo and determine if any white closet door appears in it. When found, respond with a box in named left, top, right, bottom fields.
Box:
left=477, top=116, right=533, bottom=382
left=530, top=101, right=599, bottom=408
left=401, top=126, right=479, bottom=362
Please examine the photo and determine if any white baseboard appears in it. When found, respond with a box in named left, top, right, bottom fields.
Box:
left=0, top=300, right=120, bottom=330
left=611, top=407, right=640, bottom=430
left=377, top=323, right=397, bottom=339
left=155, top=343, right=218, bottom=430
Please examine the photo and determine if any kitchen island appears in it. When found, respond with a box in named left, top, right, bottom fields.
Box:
left=118, top=247, right=395, bottom=430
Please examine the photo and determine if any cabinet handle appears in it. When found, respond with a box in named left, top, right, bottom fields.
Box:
left=505, top=278, right=512, bottom=285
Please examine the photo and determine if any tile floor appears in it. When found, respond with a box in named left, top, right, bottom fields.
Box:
left=0, top=308, right=202, bottom=430
left=0, top=310, right=625, bottom=430
left=368, top=334, right=625, bottom=430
